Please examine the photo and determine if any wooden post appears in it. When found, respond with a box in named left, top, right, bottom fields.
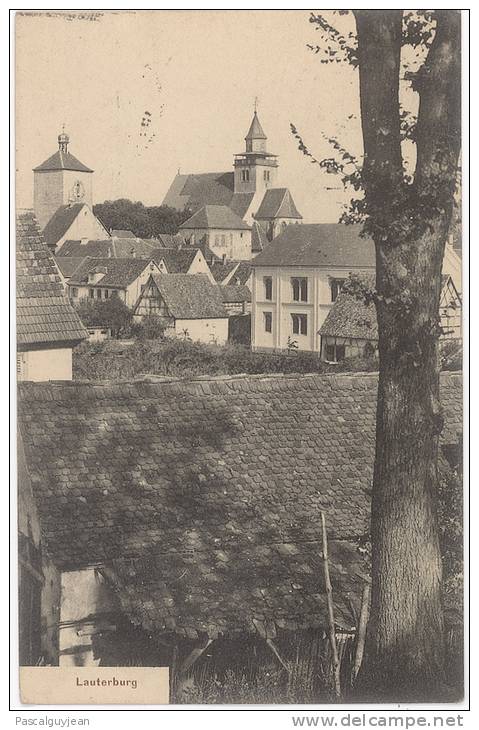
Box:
left=321, top=510, right=341, bottom=699
left=352, top=583, right=370, bottom=684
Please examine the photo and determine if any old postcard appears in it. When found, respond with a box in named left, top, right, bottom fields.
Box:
left=15, top=9, right=465, bottom=709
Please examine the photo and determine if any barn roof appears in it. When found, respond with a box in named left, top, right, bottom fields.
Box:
left=16, top=211, right=88, bottom=347
left=18, top=371, right=462, bottom=638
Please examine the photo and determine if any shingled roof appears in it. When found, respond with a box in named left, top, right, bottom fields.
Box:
left=57, top=237, right=156, bottom=259
left=320, top=277, right=378, bottom=340
left=180, top=205, right=251, bottom=231
left=68, top=258, right=157, bottom=288
left=252, top=224, right=375, bottom=269
left=42, top=204, right=86, bottom=248
left=151, top=247, right=200, bottom=274
left=220, top=284, right=252, bottom=303
left=149, top=273, right=227, bottom=319
left=255, top=189, right=302, bottom=220
left=33, top=150, right=93, bottom=173
left=18, top=371, right=462, bottom=638
left=16, top=211, right=87, bottom=347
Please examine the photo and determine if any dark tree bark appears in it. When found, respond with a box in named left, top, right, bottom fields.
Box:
left=352, top=10, right=461, bottom=701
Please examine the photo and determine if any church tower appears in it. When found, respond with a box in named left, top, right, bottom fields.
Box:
left=233, top=110, right=278, bottom=196
left=33, top=129, right=94, bottom=230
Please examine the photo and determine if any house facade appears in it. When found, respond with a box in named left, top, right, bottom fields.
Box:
left=16, top=210, right=87, bottom=382
left=180, top=205, right=252, bottom=261
left=251, top=224, right=375, bottom=353
left=134, top=273, right=229, bottom=344
left=67, top=258, right=161, bottom=308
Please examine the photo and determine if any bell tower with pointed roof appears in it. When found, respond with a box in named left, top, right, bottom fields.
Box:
left=233, top=109, right=278, bottom=196
left=33, top=128, right=94, bottom=231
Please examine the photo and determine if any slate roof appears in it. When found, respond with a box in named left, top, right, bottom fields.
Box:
left=18, top=371, right=462, bottom=638
left=151, top=247, right=199, bottom=274
left=111, top=229, right=135, bottom=238
left=220, top=284, right=252, bottom=303
left=54, top=256, right=86, bottom=279
left=16, top=211, right=87, bottom=347
left=42, top=204, right=86, bottom=248
left=209, top=261, right=240, bottom=284
left=255, top=189, right=303, bottom=220
left=252, top=224, right=376, bottom=269
left=245, top=111, right=267, bottom=140
left=57, top=238, right=156, bottom=259
left=33, top=150, right=93, bottom=173
left=68, top=258, right=156, bottom=289
left=149, top=274, right=228, bottom=319
left=320, top=277, right=378, bottom=340
left=251, top=222, right=268, bottom=253
left=163, top=172, right=235, bottom=213
left=180, top=205, right=251, bottom=231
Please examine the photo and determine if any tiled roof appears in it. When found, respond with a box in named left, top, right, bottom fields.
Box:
left=16, top=211, right=87, bottom=346
left=150, top=273, right=228, bottom=319
left=68, top=257, right=156, bottom=288
left=320, top=276, right=378, bottom=340
left=230, top=261, right=252, bottom=285
left=42, top=204, right=85, bottom=248
left=163, top=172, right=235, bottom=213
left=150, top=247, right=199, bottom=274
left=180, top=205, right=251, bottom=231
left=151, top=233, right=186, bottom=249
left=111, top=229, right=135, bottom=238
left=18, top=371, right=462, bottom=638
left=228, top=192, right=255, bottom=219
left=54, top=256, right=87, bottom=279
left=252, top=224, right=375, bottom=269
left=57, top=237, right=156, bottom=259
left=209, top=261, right=240, bottom=284
left=251, top=222, right=268, bottom=253
left=33, top=150, right=93, bottom=173
left=255, top=189, right=303, bottom=220
left=220, top=284, right=252, bottom=303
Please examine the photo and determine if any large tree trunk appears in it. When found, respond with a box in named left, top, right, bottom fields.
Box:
left=353, top=10, right=461, bottom=701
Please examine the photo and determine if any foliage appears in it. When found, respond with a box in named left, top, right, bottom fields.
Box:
left=133, top=314, right=168, bottom=341
left=73, top=338, right=381, bottom=381
left=93, top=198, right=191, bottom=238
left=440, top=340, right=462, bottom=372
left=76, top=297, right=133, bottom=338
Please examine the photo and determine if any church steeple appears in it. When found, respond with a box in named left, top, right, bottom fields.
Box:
left=234, top=108, right=278, bottom=194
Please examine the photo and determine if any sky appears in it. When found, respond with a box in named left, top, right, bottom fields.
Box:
left=16, top=10, right=364, bottom=222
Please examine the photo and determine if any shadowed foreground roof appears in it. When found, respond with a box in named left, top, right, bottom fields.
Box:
left=16, top=211, right=87, bottom=346
left=18, top=371, right=461, bottom=638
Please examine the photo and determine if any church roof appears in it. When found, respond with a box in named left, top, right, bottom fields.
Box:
left=255, top=188, right=302, bottom=220
left=252, top=224, right=376, bottom=269
left=245, top=111, right=267, bottom=140
left=180, top=205, right=251, bottom=231
left=33, top=150, right=93, bottom=173
left=16, top=210, right=87, bottom=347
left=42, top=203, right=86, bottom=248
left=163, top=172, right=235, bottom=212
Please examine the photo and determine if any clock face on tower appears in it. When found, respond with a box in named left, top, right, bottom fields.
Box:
left=70, top=180, right=85, bottom=202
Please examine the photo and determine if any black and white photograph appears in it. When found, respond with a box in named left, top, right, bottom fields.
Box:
left=13, top=7, right=466, bottom=713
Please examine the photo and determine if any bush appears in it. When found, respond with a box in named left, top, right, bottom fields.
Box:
left=76, top=297, right=133, bottom=338
left=133, top=315, right=168, bottom=341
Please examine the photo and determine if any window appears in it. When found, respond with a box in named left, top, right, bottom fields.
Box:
left=104, top=289, right=109, bottom=299
left=96, top=289, right=102, bottom=299
left=89, top=288, right=94, bottom=299
left=264, top=312, right=272, bottom=333
left=71, top=287, right=78, bottom=298
left=242, top=169, right=250, bottom=182
left=264, top=170, right=270, bottom=182
left=263, top=276, right=273, bottom=301
left=291, top=277, right=308, bottom=302
left=326, top=342, right=346, bottom=362
left=291, top=313, right=307, bottom=336
left=330, top=278, right=346, bottom=302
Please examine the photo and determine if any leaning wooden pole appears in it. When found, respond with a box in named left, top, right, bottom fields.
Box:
left=352, top=583, right=370, bottom=684
left=320, top=510, right=341, bottom=699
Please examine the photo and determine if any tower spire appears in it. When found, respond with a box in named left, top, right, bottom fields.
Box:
left=58, top=125, right=69, bottom=154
